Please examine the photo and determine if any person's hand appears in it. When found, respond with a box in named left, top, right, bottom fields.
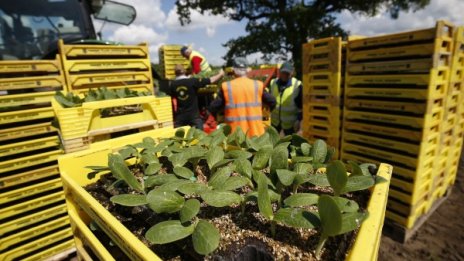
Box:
left=218, top=69, right=225, bottom=77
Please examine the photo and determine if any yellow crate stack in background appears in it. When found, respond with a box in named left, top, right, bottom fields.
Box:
left=58, top=40, right=154, bottom=94
left=0, top=57, right=74, bottom=260
left=434, top=26, right=464, bottom=199
left=302, top=37, right=346, bottom=158
left=159, top=45, right=190, bottom=79
left=341, top=21, right=454, bottom=229
left=54, top=41, right=173, bottom=153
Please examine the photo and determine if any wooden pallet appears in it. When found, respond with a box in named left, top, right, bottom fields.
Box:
left=382, top=187, right=452, bottom=243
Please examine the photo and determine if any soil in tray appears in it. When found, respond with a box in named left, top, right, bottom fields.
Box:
left=85, top=173, right=369, bottom=261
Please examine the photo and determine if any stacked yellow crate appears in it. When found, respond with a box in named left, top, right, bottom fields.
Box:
left=433, top=26, right=464, bottom=199
left=159, top=45, right=190, bottom=79
left=59, top=40, right=154, bottom=94
left=341, top=21, right=454, bottom=229
left=0, top=58, right=74, bottom=260
left=55, top=41, right=173, bottom=153
left=302, top=37, right=345, bottom=158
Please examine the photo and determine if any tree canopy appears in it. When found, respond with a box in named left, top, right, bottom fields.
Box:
left=175, top=0, right=430, bottom=76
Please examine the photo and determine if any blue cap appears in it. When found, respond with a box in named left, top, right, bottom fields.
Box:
left=280, top=62, right=294, bottom=73
left=180, top=46, right=188, bottom=55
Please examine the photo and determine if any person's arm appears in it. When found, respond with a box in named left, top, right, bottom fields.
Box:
left=209, top=69, right=225, bottom=84
left=191, top=56, right=202, bottom=74
left=295, top=84, right=303, bottom=120
left=209, top=88, right=225, bottom=116
left=193, top=78, right=212, bottom=90
left=262, top=91, right=276, bottom=111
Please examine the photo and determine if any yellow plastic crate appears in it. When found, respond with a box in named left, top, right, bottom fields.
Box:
left=0, top=164, right=60, bottom=190
left=0, top=215, right=70, bottom=251
left=60, top=43, right=148, bottom=58
left=342, top=121, right=439, bottom=143
left=387, top=196, right=428, bottom=217
left=385, top=200, right=428, bottom=229
left=389, top=179, right=432, bottom=206
left=303, top=73, right=342, bottom=97
left=342, top=132, right=439, bottom=157
left=0, top=177, right=62, bottom=204
left=346, top=67, right=449, bottom=86
left=348, top=21, right=453, bottom=50
left=345, top=98, right=443, bottom=115
left=0, top=204, right=68, bottom=236
left=58, top=126, right=392, bottom=261
left=0, top=75, right=65, bottom=92
left=344, top=107, right=443, bottom=130
left=0, top=107, right=55, bottom=126
left=308, top=103, right=341, bottom=118
left=0, top=136, right=60, bottom=158
left=344, top=84, right=447, bottom=101
left=342, top=142, right=438, bottom=171
left=20, top=240, right=75, bottom=261
left=390, top=168, right=432, bottom=195
left=66, top=71, right=153, bottom=92
left=1, top=191, right=65, bottom=219
left=59, top=40, right=153, bottom=94
left=52, top=96, right=172, bottom=140
left=68, top=201, right=117, bottom=261
left=303, top=122, right=341, bottom=137
left=340, top=150, right=435, bottom=182
left=303, top=111, right=342, bottom=126
left=348, top=43, right=445, bottom=62
left=0, top=149, right=63, bottom=174
left=0, top=228, right=73, bottom=261
left=347, top=58, right=449, bottom=75
left=0, top=59, right=61, bottom=74
left=0, top=122, right=57, bottom=143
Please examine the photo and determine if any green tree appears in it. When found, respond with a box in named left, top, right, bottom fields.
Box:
left=175, top=0, right=429, bottom=76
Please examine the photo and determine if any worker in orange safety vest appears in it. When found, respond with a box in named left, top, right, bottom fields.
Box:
left=209, top=57, right=276, bottom=137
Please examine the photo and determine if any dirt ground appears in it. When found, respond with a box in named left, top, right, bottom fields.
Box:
left=379, top=148, right=464, bottom=261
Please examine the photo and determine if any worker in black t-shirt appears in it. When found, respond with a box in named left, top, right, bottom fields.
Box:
left=169, top=64, right=224, bottom=130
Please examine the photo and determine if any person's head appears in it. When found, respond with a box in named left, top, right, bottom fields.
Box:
left=180, top=46, right=192, bottom=59
left=174, top=64, right=186, bottom=77
left=232, top=57, right=248, bottom=77
left=279, top=62, right=294, bottom=82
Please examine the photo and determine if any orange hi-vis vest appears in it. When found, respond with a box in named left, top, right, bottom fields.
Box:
left=222, top=77, right=265, bottom=137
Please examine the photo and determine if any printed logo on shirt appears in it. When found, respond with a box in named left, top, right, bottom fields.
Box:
left=176, top=86, right=189, bottom=101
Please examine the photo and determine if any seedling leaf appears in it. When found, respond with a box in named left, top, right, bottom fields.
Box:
left=234, top=158, right=253, bottom=179
left=270, top=145, right=288, bottom=174
left=283, top=193, right=319, bottom=207
left=276, top=169, right=297, bottom=186
left=147, top=189, right=185, bottom=213
left=108, top=154, right=143, bottom=192
left=208, top=166, right=232, bottom=189
left=227, top=150, right=252, bottom=159
left=252, top=146, right=272, bottom=170
left=192, top=220, right=220, bottom=255
left=348, top=161, right=364, bottom=176
left=341, top=175, right=375, bottom=194
left=311, top=139, right=327, bottom=163
left=110, top=194, right=147, bottom=206
left=173, top=166, right=194, bottom=179
left=145, top=174, right=179, bottom=187
left=200, top=190, right=242, bottom=207
left=257, top=172, right=273, bottom=220
left=206, top=146, right=224, bottom=169
left=333, top=197, right=359, bottom=213
left=301, top=143, right=311, bottom=156
left=222, top=176, right=249, bottom=191
left=180, top=199, right=201, bottom=223
left=178, top=182, right=209, bottom=196
left=274, top=208, right=320, bottom=229
left=339, top=212, right=368, bottom=234
left=145, top=220, right=194, bottom=244
left=318, top=195, right=342, bottom=237
left=144, top=163, right=161, bottom=175
left=326, top=160, right=348, bottom=196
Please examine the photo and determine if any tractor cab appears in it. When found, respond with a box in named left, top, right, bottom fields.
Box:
left=0, top=0, right=135, bottom=60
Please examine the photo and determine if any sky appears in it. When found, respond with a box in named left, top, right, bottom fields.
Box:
left=94, top=0, right=464, bottom=65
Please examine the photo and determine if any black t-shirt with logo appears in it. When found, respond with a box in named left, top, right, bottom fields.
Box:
left=169, top=77, right=211, bottom=121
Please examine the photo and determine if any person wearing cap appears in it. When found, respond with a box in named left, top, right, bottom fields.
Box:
left=269, top=62, right=303, bottom=135
left=180, top=46, right=212, bottom=75
left=169, top=64, right=224, bottom=130
left=209, top=57, right=276, bottom=137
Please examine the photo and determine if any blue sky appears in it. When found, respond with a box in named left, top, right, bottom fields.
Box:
left=94, top=0, right=464, bottom=65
